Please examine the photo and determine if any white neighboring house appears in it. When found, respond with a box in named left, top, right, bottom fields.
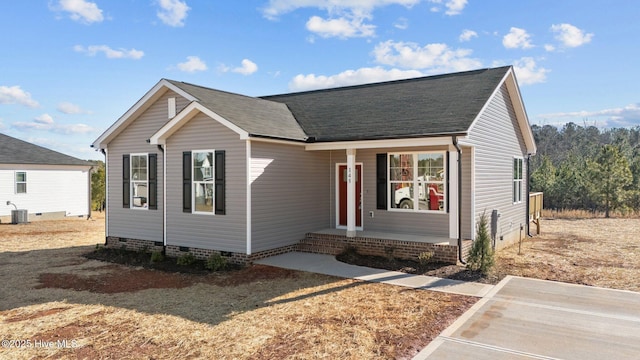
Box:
left=0, top=133, right=94, bottom=222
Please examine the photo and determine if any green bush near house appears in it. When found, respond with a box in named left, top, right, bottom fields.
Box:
left=206, top=253, right=228, bottom=271
left=150, top=251, right=165, bottom=263
left=467, top=211, right=495, bottom=275
left=177, top=252, right=196, bottom=266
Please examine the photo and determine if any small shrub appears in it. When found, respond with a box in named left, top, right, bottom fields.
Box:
left=467, top=211, right=495, bottom=274
left=206, top=253, right=228, bottom=271
left=150, top=251, right=165, bottom=263
left=418, top=251, right=434, bottom=266
left=177, top=252, right=196, bottom=266
left=95, top=244, right=105, bottom=252
left=139, top=245, right=149, bottom=254
left=384, top=246, right=396, bottom=260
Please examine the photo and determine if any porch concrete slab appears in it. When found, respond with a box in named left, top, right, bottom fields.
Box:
left=254, top=252, right=493, bottom=297
left=415, top=276, right=640, bottom=360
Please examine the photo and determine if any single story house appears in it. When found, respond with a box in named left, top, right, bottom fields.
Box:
left=92, top=66, right=536, bottom=264
left=0, top=133, right=94, bottom=222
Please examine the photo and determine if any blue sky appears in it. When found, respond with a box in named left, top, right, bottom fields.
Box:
left=1, top=0, right=639, bottom=161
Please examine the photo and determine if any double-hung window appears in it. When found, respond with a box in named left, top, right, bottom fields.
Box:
left=513, top=157, right=523, bottom=203
left=15, top=171, right=27, bottom=194
left=131, top=154, right=148, bottom=208
left=193, top=150, right=214, bottom=214
left=389, top=152, right=445, bottom=212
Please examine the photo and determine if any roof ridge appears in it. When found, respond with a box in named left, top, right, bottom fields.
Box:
left=262, top=66, right=512, bottom=98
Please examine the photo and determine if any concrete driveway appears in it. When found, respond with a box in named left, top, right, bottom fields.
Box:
left=416, top=276, right=640, bottom=359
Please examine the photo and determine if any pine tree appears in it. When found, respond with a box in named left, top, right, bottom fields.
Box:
left=587, top=145, right=632, bottom=217
left=467, top=211, right=494, bottom=274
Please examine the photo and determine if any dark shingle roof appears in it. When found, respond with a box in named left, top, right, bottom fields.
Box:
left=262, top=66, right=510, bottom=142
left=0, top=133, right=93, bottom=166
left=166, top=80, right=308, bottom=141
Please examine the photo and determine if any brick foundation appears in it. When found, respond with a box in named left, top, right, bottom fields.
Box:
left=105, top=234, right=470, bottom=266
left=299, top=233, right=470, bottom=265
left=105, top=236, right=298, bottom=265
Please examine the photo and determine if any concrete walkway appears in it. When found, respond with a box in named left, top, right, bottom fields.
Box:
left=415, top=275, right=640, bottom=360
left=255, top=252, right=493, bottom=297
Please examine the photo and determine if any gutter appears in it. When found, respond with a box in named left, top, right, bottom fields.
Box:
left=452, top=136, right=466, bottom=264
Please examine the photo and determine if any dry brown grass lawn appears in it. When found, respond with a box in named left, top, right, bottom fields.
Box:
left=494, top=217, right=640, bottom=292
left=0, top=214, right=474, bottom=360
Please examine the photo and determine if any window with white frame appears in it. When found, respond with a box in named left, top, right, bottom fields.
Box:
left=389, top=152, right=445, bottom=212
left=131, top=154, right=148, bottom=208
left=15, top=171, right=27, bottom=194
left=193, top=150, right=214, bottom=213
left=513, top=157, right=523, bottom=203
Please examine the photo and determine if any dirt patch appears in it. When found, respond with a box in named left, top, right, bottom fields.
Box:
left=36, top=267, right=197, bottom=293
left=36, top=259, right=302, bottom=294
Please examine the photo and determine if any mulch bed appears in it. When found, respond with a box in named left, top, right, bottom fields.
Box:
left=84, top=247, right=242, bottom=274
left=336, top=249, right=500, bottom=284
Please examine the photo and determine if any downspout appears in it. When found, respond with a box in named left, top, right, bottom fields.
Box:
left=157, top=144, right=166, bottom=249
left=526, top=154, right=532, bottom=237
left=452, top=136, right=465, bottom=264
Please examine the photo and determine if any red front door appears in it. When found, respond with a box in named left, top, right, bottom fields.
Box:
left=338, top=164, right=362, bottom=227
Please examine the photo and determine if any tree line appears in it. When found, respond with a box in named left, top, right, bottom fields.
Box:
left=530, top=123, right=640, bottom=217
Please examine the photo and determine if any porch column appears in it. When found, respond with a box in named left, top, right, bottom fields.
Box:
left=448, top=148, right=459, bottom=244
left=346, top=148, right=356, bottom=238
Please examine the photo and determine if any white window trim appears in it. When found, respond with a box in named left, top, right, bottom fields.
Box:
left=387, top=151, right=447, bottom=213
left=513, top=157, right=524, bottom=204
left=15, top=171, right=27, bottom=194
left=192, top=149, right=215, bottom=215
left=130, top=153, right=148, bottom=210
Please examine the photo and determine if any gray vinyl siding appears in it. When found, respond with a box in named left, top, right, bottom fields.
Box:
left=250, top=142, right=330, bottom=252
left=106, top=91, right=186, bottom=241
left=329, top=147, right=451, bottom=237
left=165, top=113, right=247, bottom=253
left=465, top=83, right=528, bottom=240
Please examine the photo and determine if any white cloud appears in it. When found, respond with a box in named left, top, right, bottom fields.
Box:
left=57, top=102, right=87, bottom=114
left=427, top=0, right=468, bottom=15
left=289, top=67, right=424, bottom=92
left=544, top=44, right=555, bottom=52
left=503, top=27, right=534, bottom=49
left=74, top=45, right=144, bottom=59
left=156, top=0, right=190, bottom=27
left=306, top=15, right=375, bottom=38
left=13, top=114, right=95, bottom=134
left=537, top=103, right=640, bottom=127
left=551, top=23, right=593, bottom=48
left=513, top=57, right=549, bottom=85
left=232, top=59, right=258, bottom=75
left=0, top=85, right=39, bottom=108
left=34, top=114, right=54, bottom=125
left=262, top=0, right=420, bottom=20
left=177, top=56, right=208, bottom=73
left=262, top=0, right=419, bottom=38
left=394, top=17, right=409, bottom=30
left=372, top=40, right=482, bottom=73
left=459, top=29, right=477, bottom=42
left=53, top=0, right=104, bottom=24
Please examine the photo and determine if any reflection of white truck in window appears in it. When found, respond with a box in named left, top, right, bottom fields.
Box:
left=394, top=176, right=443, bottom=210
